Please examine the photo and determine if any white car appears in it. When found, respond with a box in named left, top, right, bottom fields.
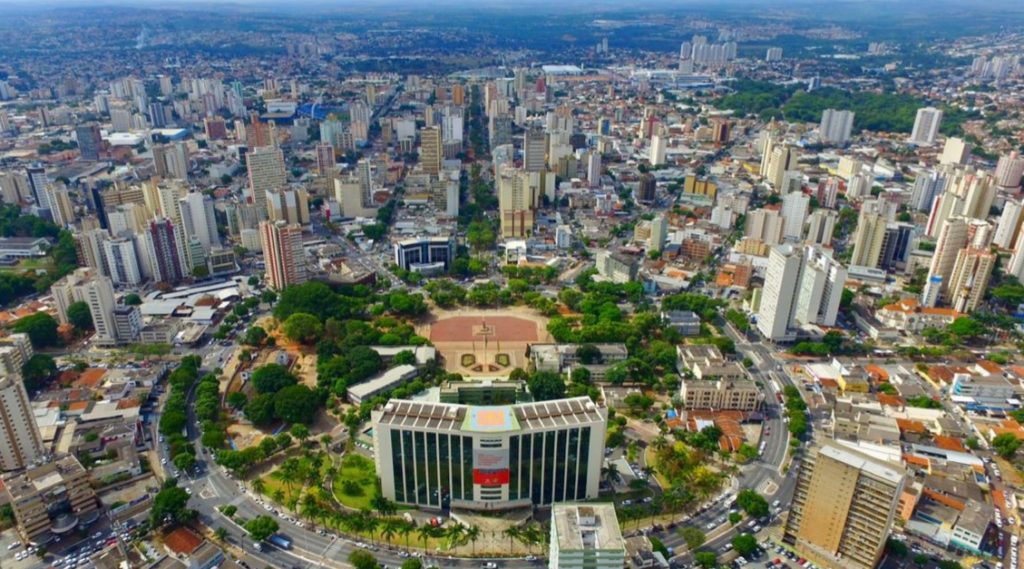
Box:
left=6, top=542, right=20, bottom=551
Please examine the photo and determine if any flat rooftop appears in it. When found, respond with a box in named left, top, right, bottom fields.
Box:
left=552, top=503, right=625, bottom=552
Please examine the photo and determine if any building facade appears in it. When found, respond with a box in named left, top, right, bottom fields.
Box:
left=372, top=397, right=607, bottom=511
left=0, top=376, right=45, bottom=471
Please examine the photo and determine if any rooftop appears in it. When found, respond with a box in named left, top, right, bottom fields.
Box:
left=375, top=396, right=605, bottom=433
left=552, top=503, right=625, bottom=552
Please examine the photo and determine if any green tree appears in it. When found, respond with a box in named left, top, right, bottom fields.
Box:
left=948, top=316, right=985, bottom=340
left=527, top=371, right=566, bottom=401
left=67, top=301, right=94, bottom=330
left=227, top=392, right=247, bottom=410
left=993, top=433, right=1022, bottom=459
left=349, top=550, right=379, bottom=569
left=251, top=364, right=298, bottom=394
left=21, top=354, right=57, bottom=391
left=124, top=293, right=143, bottom=306
left=150, top=481, right=193, bottom=527
left=283, top=313, right=323, bottom=345
left=243, top=326, right=268, bottom=346
left=736, top=489, right=770, bottom=518
left=400, top=559, right=423, bottom=569
left=274, top=385, right=320, bottom=425
left=244, top=515, right=280, bottom=542
left=732, top=534, right=758, bottom=557
left=245, top=393, right=277, bottom=426
left=173, top=453, right=196, bottom=472
left=680, top=527, right=706, bottom=551
left=694, top=551, right=718, bottom=569
left=12, top=312, right=60, bottom=348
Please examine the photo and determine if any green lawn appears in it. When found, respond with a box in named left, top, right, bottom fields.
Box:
left=333, top=453, right=378, bottom=510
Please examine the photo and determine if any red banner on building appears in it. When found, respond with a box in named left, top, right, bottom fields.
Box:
left=472, top=469, right=509, bottom=485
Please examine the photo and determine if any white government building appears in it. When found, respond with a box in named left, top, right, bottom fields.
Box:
left=372, top=396, right=607, bottom=510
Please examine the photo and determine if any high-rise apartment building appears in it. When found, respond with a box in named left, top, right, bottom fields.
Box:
left=420, top=126, right=442, bottom=176
left=246, top=146, right=287, bottom=214
left=102, top=238, right=142, bottom=286
left=267, top=187, right=310, bottom=226
left=745, top=208, right=786, bottom=246
left=781, top=192, right=809, bottom=240
left=0, top=376, right=45, bottom=471
left=995, top=151, right=1024, bottom=191
left=549, top=504, right=625, bottom=569
left=145, top=218, right=186, bottom=284
left=849, top=213, right=888, bottom=268
left=315, top=142, right=335, bottom=176
left=760, top=141, right=798, bottom=190
left=909, top=107, right=943, bottom=146
left=946, top=248, right=996, bottom=313
left=939, top=137, right=970, bottom=165
left=784, top=442, right=905, bottom=569
left=498, top=168, right=541, bottom=238
left=923, top=217, right=991, bottom=306
left=152, top=142, right=189, bottom=180
left=819, top=109, right=854, bottom=145
left=805, top=209, right=837, bottom=247
left=649, top=135, right=667, bottom=166
left=26, top=164, right=52, bottom=215
left=994, top=199, right=1024, bottom=250
left=179, top=191, right=219, bottom=250
left=757, top=245, right=846, bottom=342
left=260, top=221, right=307, bottom=290
left=80, top=276, right=119, bottom=347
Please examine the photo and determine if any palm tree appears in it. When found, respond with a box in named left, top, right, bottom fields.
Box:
left=380, top=518, right=399, bottom=549
left=652, top=435, right=668, bottom=452
left=214, top=527, right=228, bottom=542
left=466, top=525, right=481, bottom=555
left=398, top=520, right=415, bottom=552
left=251, top=477, right=266, bottom=497
left=503, top=526, right=522, bottom=553
left=602, top=463, right=621, bottom=486
left=272, top=488, right=285, bottom=504
left=521, top=524, right=542, bottom=555
left=363, top=511, right=380, bottom=545
left=301, top=494, right=320, bottom=529
left=445, top=523, right=466, bottom=551
left=372, top=494, right=397, bottom=518
left=417, top=523, right=436, bottom=550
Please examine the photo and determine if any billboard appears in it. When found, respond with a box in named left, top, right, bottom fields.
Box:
left=473, top=449, right=509, bottom=470
left=473, top=469, right=510, bottom=485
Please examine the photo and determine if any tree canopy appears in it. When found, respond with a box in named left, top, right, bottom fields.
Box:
left=251, top=364, right=298, bottom=394
left=67, top=301, right=94, bottom=331
left=12, top=312, right=60, bottom=348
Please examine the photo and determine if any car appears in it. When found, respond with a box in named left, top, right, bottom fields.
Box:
left=15, top=552, right=26, bottom=561
left=161, top=458, right=167, bottom=465
left=482, top=563, right=498, bottom=569
left=706, top=522, right=716, bottom=530
left=7, top=542, right=20, bottom=551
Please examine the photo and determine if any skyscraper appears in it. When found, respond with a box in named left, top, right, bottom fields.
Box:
left=146, top=218, right=186, bottom=284
left=103, top=238, right=142, bottom=286
left=819, top=109, right=854, bottom=145
left=316, top=142, right=335, bottom=177
left=923, top=217, right=991, bottom=307
left=784, top=442, right=905, bottom=569
left=246, top=146, right=287, bottom=214
left=994, top=199, right=1024, bottom=250
left=523, top=127, right=546, bottom=172
left=995, top=151, right=1024, bottom=191
left=152, top=142, right=189, bottom=180
left=26, top=164, right=52, bottom=215
left=946, top=247, right=996, bottom=313
left=909, top=107, right=943, bottom=146
left=761, top=143, right=798, bottom=190
left=939, top=137, right=970, bottom=165
left=75, top=124, right=103, bottom=161
left=80, top=276, right=118, bottom=346
left=267, top=188, right=310, bottom=226
left=260, top=221, right=307, bottom=290
left=498, top=168, right=541, bottom=238
left=0, top=376, right=45, bottom=471
left=586, top=152, right=601, bottom=188
left=420, top=126, right=442, bottom=176
left=649, top=135, right=667, bottom=166
left=757, top=245, right=845, bottom=341
left=649, top=214, right=667, bottom=253
left=637, top=173, right=656, bottom=203
left=781, top=192, right=809, bottom=240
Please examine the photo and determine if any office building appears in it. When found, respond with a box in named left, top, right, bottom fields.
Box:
left=758, top=245, right=845, bottom=341
left=0, top=376, right=45, bottom=471
left=784, top=442, right=905, bottom=569
left=879, top=224, right=914, bottom=271
left=586, top=152, right=601, bottom=187
left=940, top=137, right=970, bottom=165
left=246, top=146, right=286, bottom=213
left=595, top=250, right=638, bottom=284
left=179, top=191, right=219, bottom=249
left=819, top=109, right=854, bottom=145
left=637, top=173, right=656, bottom=203
left=75, top=124, right=103, bottom=161
left=393, top=236, right=456, bottom=274
left=26, top=164, right=52, bottom=215
left=549, top=504, right=625, bottom=569
left=260, top=221, right=307, bottom=290
left=524, top=127, right=547, bottom=172
left=2, top=456, right=99, bottom=543
left=372, top=397, right=607, bottom=510
left=909, top=107, right=942, bottom=146
left=489, top=115, right=513, bottom=149
left=649, top=135, right=667, bottom=166
left=849, top=213, right=887, bottom=268
left=420, top=126, right=442, bottom=176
